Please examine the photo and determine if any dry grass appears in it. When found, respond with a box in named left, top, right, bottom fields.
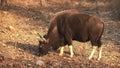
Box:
left=0, top=0, right=120, bottom=68
left=109, top=0, right=120, bottom=20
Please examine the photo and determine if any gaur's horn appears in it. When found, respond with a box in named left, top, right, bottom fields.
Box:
left=37, top=33, right=46, bottom=41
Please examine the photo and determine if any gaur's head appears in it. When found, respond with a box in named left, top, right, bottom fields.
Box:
left=38, top=34, right=50, bottom=55
left=38, top=33, right=61, bottom=55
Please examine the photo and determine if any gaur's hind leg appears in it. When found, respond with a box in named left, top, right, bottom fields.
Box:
left=89, top=46, right=103, bottom=60
left=89, top=46, right=97, bottom=60
left=69, top=45, right=74, bottom=57
left=89, top=39, right=102, bottom=60
left=97, top=46, right=102, bottom=60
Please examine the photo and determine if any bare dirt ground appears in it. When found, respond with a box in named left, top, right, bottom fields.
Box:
left=0, top=0, right=120, bottom=68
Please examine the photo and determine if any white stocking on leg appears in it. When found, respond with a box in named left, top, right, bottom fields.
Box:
left=97, top=47, right=102, bottom=60
left=69, top=45, right=74, bottom=57
left=59, top=46, right=64, bottom=56
left=89, top=46, right=97, bottom=60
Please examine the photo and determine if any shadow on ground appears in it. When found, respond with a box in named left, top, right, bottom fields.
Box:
left=6, top=42, right=40, bottom=56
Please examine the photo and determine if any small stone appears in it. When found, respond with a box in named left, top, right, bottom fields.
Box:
left=8, top=26, right=15, bottom=32
left=36, top=60, right=45, bottom=66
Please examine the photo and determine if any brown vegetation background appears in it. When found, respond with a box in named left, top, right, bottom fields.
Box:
left=0, top=0, right=120, bottom=68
